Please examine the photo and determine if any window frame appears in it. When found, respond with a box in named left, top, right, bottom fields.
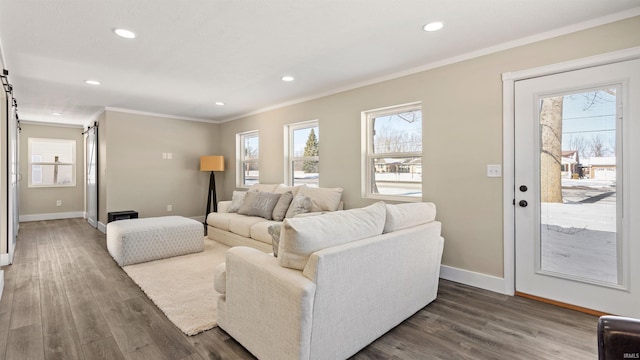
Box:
left=236, top=130, right=259, bottom=188
left=361, top=102, right=423, bottom=202
left=284, top=120, right=319, bottom=187
left=28, top=137, right=76, bottom=188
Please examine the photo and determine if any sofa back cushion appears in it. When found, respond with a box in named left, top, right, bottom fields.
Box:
left=297, top=186, right=344, bottom=212
left=274, top=184, right=304, bottom=196
left=278, top=201, right=386, bottom=270
left=249, top=183, right=279, bottom=192
left=383, top=202, right=437, bottom=233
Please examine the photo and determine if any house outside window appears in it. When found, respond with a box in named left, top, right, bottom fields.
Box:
left=285, top=120, right=319, bottom=187
left=362, top=103, right=422, bottom=201
left=237, top=130, right=259, bottom=187
left=28, top=138, right=76, bottom=187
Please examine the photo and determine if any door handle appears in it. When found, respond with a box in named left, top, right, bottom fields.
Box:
left=519, top=200, right=528, bottom=207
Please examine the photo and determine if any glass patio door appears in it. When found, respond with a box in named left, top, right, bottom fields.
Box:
left=514, top=59, right=640, bottom=316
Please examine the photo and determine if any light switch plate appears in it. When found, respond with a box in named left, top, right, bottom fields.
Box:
left=487, top=164, right=502, bottom=177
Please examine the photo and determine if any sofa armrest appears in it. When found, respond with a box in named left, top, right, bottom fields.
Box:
left=217, top=200, right=232, bottom=213
left=214, top=262, right=226, bottom=294
left=301, top=223, right=444, bottom=359
left=220, top=246, right=317, bottom=360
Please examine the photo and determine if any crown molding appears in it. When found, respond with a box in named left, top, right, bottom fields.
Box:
left=221, top=7, right=640, bottom=123
left=105, top=107, right=220, bottom=124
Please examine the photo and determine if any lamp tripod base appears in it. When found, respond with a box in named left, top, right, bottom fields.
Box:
left=204, top=171, right=217, bottom=235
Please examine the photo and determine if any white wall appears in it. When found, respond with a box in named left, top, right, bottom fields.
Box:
left=219, top=16, right=640, bottom=280
left=18, top=123, right=85, bottom=221
left=99, top=110, right=221, bottom=226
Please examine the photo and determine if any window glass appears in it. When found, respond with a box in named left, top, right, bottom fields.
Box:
left=363, top=104, right=422, bottom=200
left=238, top=131, right=259, bottom=187
left=28, top=138, right=76, bottom=187
left=288, top=122, right=319, bottom=187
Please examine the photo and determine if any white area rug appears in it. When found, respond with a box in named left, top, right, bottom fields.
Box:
left=123, top=238, right=229, bottom=335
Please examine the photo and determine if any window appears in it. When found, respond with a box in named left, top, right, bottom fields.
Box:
left=286, top=120, right=319, bottom=187
left=362, top=103, right=422, bottom=200
left=28, top=138, right=76, bottom=187
left=237, top=131, right=259, bottom=187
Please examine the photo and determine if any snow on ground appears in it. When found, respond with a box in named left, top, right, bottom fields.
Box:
left=540, top=180, right=618, bottom=284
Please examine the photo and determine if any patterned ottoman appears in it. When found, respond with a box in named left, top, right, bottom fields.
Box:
left=106, top=216, right=203, bottom=266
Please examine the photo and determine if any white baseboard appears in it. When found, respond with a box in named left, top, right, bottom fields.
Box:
left=0, top=253, right=9, bottom=266
left=0, top=270, right=4, bottom=301
left=19, top=211, right=85, bottom=222
left=440, top=264, right=508, bottom=295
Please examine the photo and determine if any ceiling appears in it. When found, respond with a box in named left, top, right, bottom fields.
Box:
left=1, top=1, right=639, bottom=127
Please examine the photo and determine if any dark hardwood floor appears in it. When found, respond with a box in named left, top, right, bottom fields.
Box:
left=0, top=218, right=598, bottom=359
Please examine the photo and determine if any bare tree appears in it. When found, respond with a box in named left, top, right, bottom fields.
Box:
left=580, top=88, right=616, bottom=111
left=396, top=111, right=420, bottom=124
left=540, top=96, right=563, bottom=203
left=567, top=135, right=589, bottom=159
left=590, top=135, right=610, bottom=157
left=374, top=125, right=421, bottom=153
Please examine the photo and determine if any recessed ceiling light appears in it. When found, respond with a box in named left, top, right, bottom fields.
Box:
left=422, top=21, right=444, bottom=32
left=85, top=80, right=101, bottom=85
left=113, top=28, right=136, bottom=39
left=215, top=102, right=225, bottom=106
left=281, top=76, right=295, bottom=82
left=52, top=112, right=62, bottom=116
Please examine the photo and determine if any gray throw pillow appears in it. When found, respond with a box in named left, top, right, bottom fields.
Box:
left=285, top=194, right=312, bottom=218
left=227, top=191, right=247, bottom=213
left=237, top=191, right=259, bottom=215
left=271, top=191, right=293, bottom=221
left=268, top=223, right=282, bottom=257
left=247, top=192, right=282, bottom=220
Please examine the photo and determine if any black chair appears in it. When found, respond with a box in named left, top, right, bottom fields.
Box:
left=597, top=315, right=640, bottom=360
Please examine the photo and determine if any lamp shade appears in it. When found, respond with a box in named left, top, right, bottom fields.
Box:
left=200, top=155, right=225, bottom=172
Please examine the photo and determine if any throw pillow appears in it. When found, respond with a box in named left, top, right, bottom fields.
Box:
left=278, top=202, right=387, bottom=270
left=247, top=192, right=282, bottom=220
left=297, top=186, right=344, bottom=212
left=237, top=191, right=259, bottom=215
left=268, top=223, right=282, bottom=257
left=272, top=191, right=293, bottom=221
left=227, top=191, right=247, bottom=213
left=285, top=194, right=312, bottom=218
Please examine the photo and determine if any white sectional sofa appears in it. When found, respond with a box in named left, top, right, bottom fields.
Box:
left=214, top=201, right=444, bottom=360
left=206, top=183, right=344, bottom=252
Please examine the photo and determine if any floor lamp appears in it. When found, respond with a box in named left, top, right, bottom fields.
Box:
left=200, top=156, right=225, bottom=229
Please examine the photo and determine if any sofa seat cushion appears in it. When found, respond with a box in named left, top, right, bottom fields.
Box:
left=250, top=220, right=280, bottom=244
left=207, top=212, right=244, bottom=231
left=229, top=216, right=271, bottom=238
left=278, top=201, right=386, bottom=270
